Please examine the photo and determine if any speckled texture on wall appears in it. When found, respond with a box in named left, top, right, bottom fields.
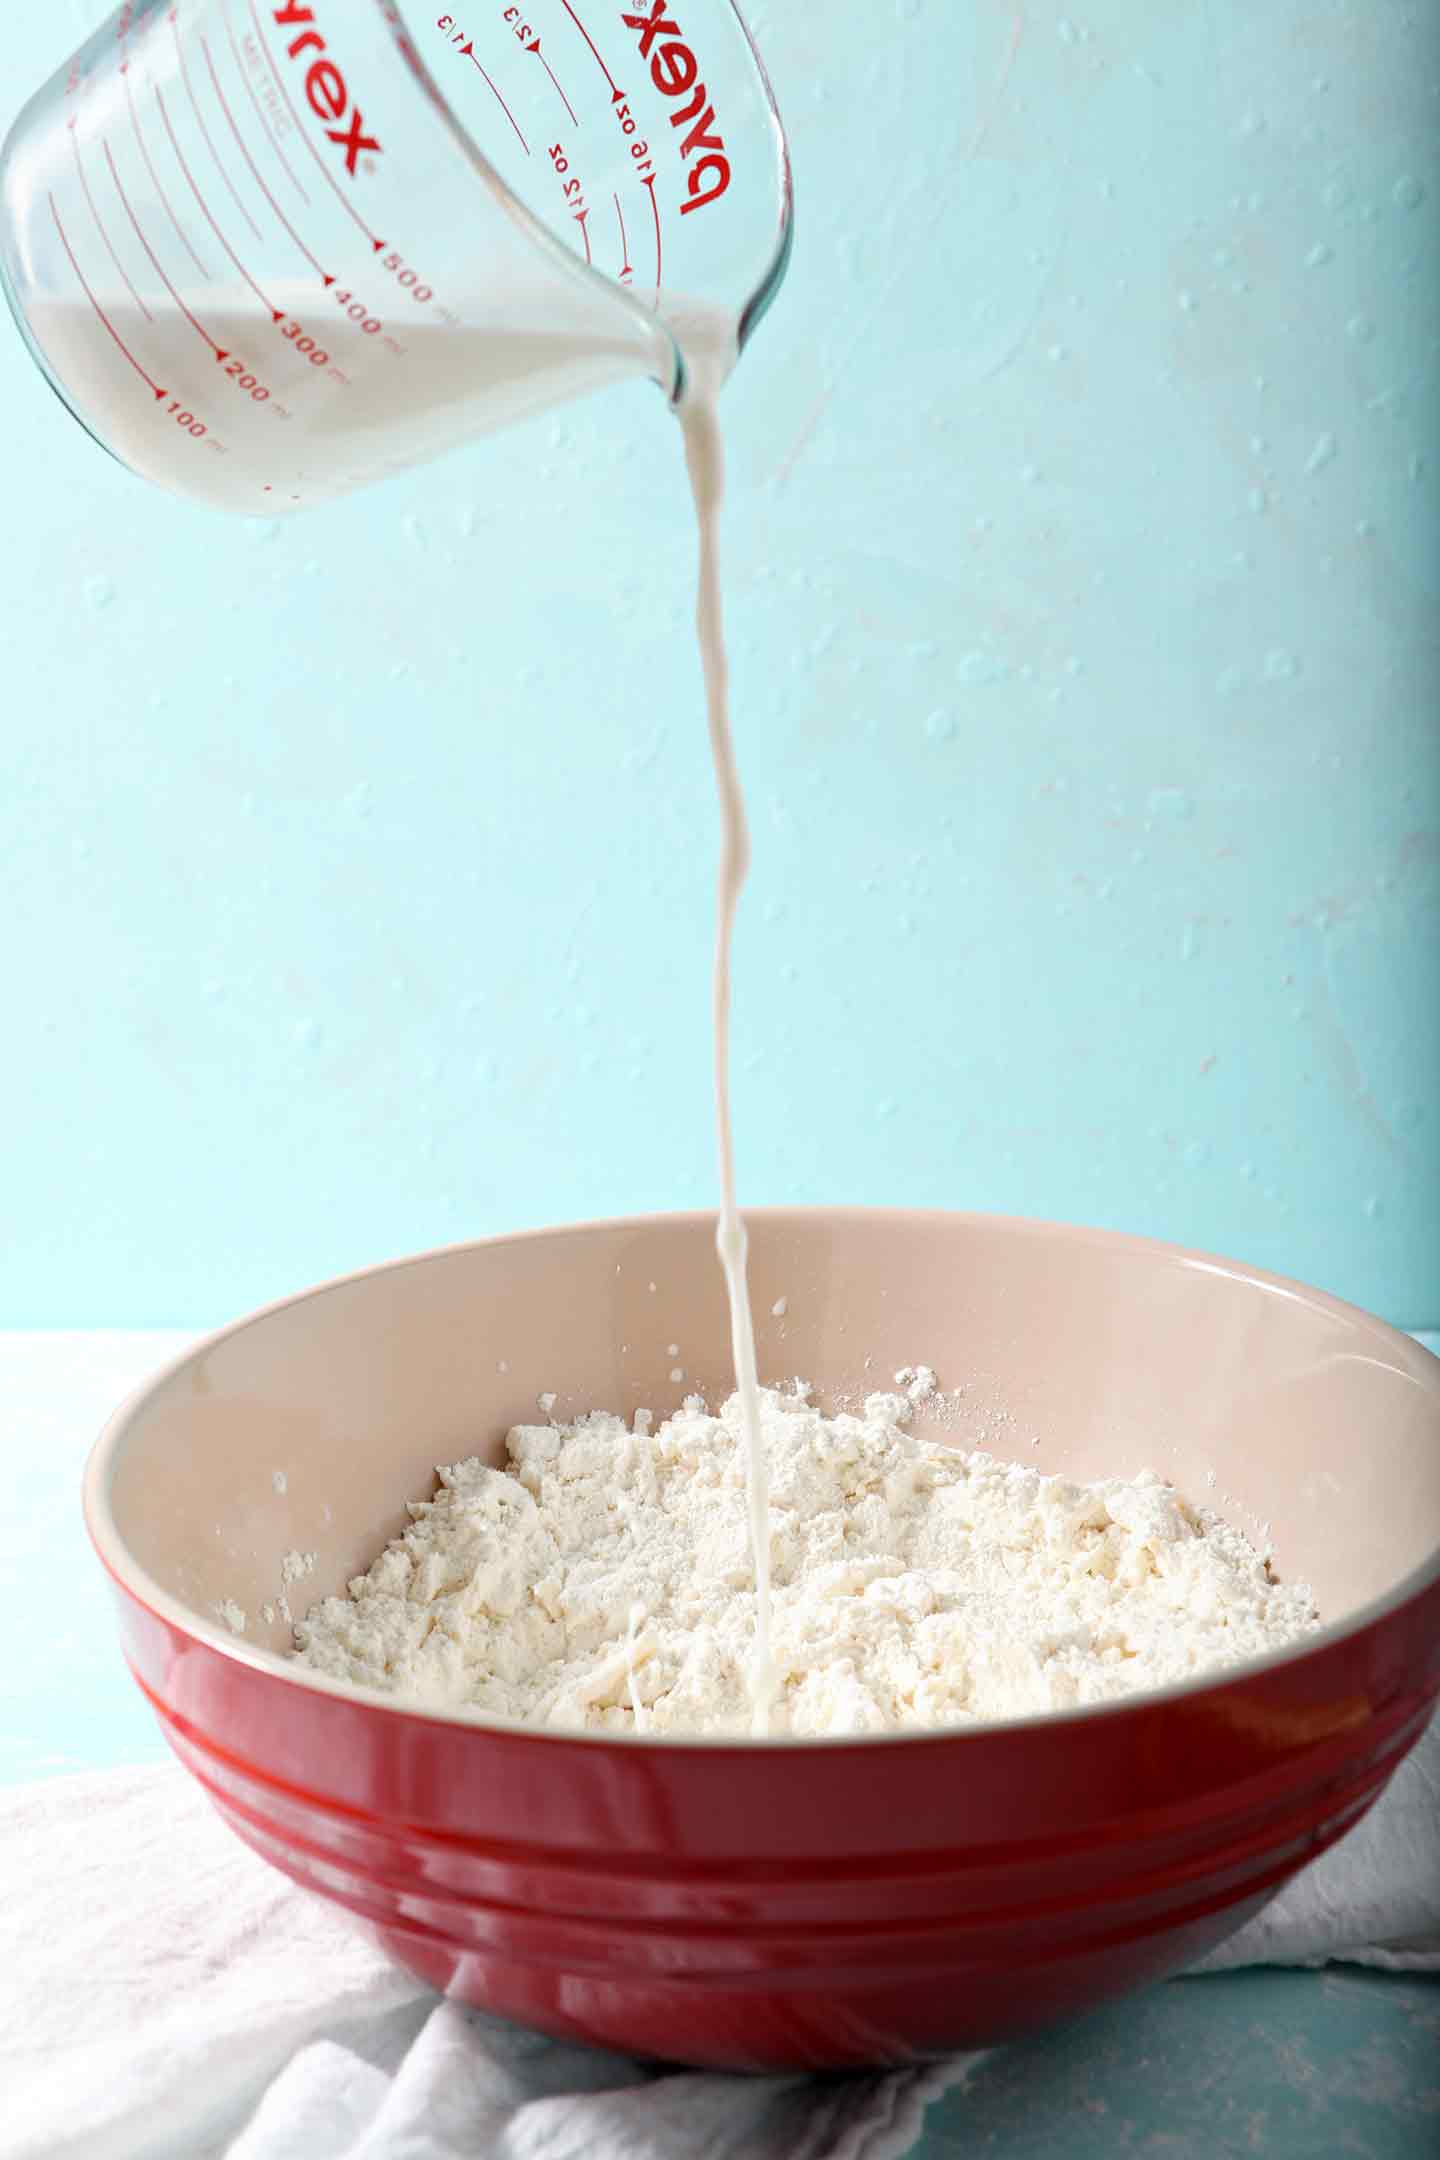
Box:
left=1, top=0, right=1436, bottom=1328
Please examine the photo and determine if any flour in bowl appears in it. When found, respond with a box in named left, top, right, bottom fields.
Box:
left=291, top=1383, right=1321, bottom=1736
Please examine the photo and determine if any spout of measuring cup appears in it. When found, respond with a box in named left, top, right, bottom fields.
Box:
left=384, top=0, right=790, bottom=414
left=649, top=187, right=791, bottom=410
left=456, top=171, right=688, bottom=413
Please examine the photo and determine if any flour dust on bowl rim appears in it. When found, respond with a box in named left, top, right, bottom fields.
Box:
left=84, top=1209, right=1440, bottom=2071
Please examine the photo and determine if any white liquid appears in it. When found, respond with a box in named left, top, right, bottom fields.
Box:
left=677, top=373, right=773, bottom=1735
left=23, top=287, right=657, bottom=511
left=32, top=279, right=776, bottom=1727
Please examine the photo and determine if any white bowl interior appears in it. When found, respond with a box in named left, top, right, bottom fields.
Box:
left=96, top=1214, right=1440, bottom=1666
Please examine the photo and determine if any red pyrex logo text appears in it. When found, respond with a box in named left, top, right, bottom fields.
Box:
left=272, top=3, right=382, bottom=175
left=621, top=2, right=730, bottom=217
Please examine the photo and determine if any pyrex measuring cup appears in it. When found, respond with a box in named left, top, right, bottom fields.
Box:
left=0, top=0, right=790, bottom=512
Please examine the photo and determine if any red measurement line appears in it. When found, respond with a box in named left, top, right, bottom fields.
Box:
left=613, top=191, right=631, bottom=277
left=245, top=0, right=385, bottom=251
left=123, top=61, right=211, bottom=280
left=463, top=49, right=530, bottom=156
left=105, top=138, right=222, bottom=356
left=558, top=0, right=621, bottom=97
left=155, top=81, right=284, bottom=320
left=48, top=192, right=166, bottom=399
left=172, top=12, right=264, bottom=243
left=536, top=47, right=579, bottom=126
left=223, top=0, right=309, bottom=205
left=575, top=208, right=591, bottom=265
left=202, top=36, right=331, bottom=284
left=643, top=174, right=661, bottom=306
left=70, top=126, right=152, bottom=322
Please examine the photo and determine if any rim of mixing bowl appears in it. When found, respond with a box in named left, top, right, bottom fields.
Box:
left=84, top=1208, right=1440, bottom=1753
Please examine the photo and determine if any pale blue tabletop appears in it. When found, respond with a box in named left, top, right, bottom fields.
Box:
left=5, top=1331, right=1436, bottom=2158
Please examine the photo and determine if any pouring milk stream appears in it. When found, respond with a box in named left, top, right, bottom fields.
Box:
left=1, top=0, right=791, bottom=1730
left=679, top=344, right=774, bottom=1732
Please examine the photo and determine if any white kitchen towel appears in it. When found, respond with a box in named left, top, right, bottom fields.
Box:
left=3, top=1717, right=1436, bottom=2160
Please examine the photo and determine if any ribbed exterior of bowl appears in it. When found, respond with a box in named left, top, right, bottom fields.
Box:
left=108, top=1567, right=1439, bottom=2071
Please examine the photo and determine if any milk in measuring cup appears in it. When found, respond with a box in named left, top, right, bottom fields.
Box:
left=23, top=283, right=661, bottom=507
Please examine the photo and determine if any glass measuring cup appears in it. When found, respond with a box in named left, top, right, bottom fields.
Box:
left=0, top=0, right=790, bottom=512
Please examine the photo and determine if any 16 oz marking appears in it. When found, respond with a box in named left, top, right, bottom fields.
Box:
left=612, top=101, right=655, bottom=182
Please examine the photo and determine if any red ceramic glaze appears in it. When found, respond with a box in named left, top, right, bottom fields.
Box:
left=85, top=1212, right=1440, bottom=2070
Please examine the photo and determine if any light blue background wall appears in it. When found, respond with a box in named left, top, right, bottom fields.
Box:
left=2, top=0, right=1436, bottom=1328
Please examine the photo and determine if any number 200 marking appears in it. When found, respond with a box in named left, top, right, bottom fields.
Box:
left=223, top=358, right=270, bottom=402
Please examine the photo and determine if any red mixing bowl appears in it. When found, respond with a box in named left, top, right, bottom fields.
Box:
left=84, top=1210, right=1440, bottom=2070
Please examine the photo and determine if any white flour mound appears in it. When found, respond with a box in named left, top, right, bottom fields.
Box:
left=292, top=1385, right=1322, bottom=1736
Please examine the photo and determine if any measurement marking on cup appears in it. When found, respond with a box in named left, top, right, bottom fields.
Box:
left=558, top=0, right=623, bottom=100
left=612, top=100, right=655, bottom=184
left=225, top=4, right=310, bottom=205
left=106, top=147, right=286, bottom=407
left=282, top=319, right=333, bottom=366
left=536, top=48, right=579, bottom=124
left=219, top=355, right=274, bottom=400
left=47, top=193, right=166, bottom=401
left=104, top=137, right=224, bottom=357
left=69, top=124, right=152, bottom=323
left=122, top=60, right=211, bottom=279
left=611, top=89, right=660, bottom=287
left=332, top=286, right=386, bottom=337
left=614, top=191, right=632, bottom=282
left=171, top=9, right=265, bottom=244
left=377, top=251, right=434, bottom=303
left=501, top=10, right=579, bottom=124
left=155, top=82, right=285, bottom=321
left=161, top=400, right=229, bottom=455
left=575, top=206, right=591, bottom=263
left=549, top=141, right=585, bottom=220
left=642, top=172, right=661, bottom=304
left=201, top=35, right=334, bottom=286
left=246, top=0, right=386, bottom=252
left=449, top=36, right=531, bottom=156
